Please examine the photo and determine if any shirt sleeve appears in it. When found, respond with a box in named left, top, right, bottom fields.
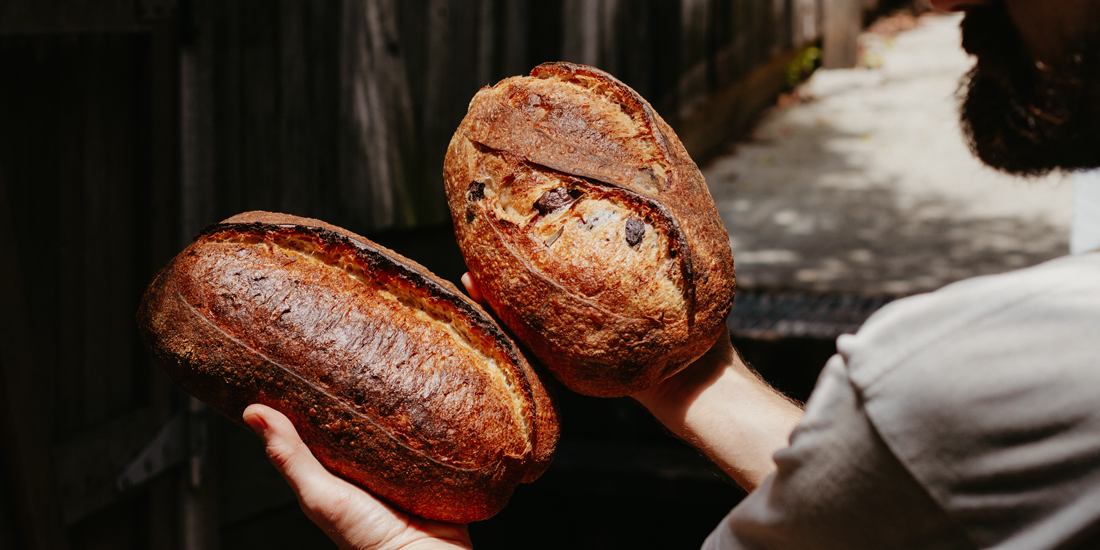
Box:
left=701, top=354, right=974, bottom=550
left=839, top=254, right=1100, bottom=550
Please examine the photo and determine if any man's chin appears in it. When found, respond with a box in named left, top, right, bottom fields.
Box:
left=958, top=6, right=1100, bottom=176
left=961, top=70, right=1100, bottom=176
left=960, top=67, right=1100, bottom=177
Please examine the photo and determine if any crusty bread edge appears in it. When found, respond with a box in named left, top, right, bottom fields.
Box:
left=136, top=211, right=560, bottom=522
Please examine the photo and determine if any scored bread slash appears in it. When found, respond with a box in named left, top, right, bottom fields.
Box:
left=445, top=62, right=736, bottom=397
left=136, top=211, right=559, bottom=524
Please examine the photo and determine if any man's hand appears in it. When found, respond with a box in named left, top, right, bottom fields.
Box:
left=242, top=404, right=473, bottom=550
left=461, top=272, right=803, bottom=493
left=631, top=329, right=803, bottom=492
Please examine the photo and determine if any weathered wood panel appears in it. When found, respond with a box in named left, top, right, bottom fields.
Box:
left=0, top=0, right=145, bottom=34
left=0, top=30, right=187, bottom=550
left=339, top=0, right=423, bottom=229
left=182, top=0, right=821, bottom=234
left=0, top=166, right=70, bottom=550
left=0, top=468, right=19, bottom=548
left=144, top=23, right=185, bottom=550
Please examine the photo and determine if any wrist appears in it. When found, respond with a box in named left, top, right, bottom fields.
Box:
left=632, top=332, right=804, bottom=492
left=631, top=330, right=739, bottom=437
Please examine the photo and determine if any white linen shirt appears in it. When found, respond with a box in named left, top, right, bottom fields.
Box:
left=704, top=252, right=1100, bottom=549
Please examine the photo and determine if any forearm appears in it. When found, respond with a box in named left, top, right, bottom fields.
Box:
left=633, top=335, right=804, bottom=492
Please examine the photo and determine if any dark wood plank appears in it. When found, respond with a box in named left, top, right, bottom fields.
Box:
left=213, top=0, right=245, bottom=220
left=648, top=0, right=683, bottom=116
left=397, top=0, right=429, bottom=143
left=281, top=0, right=342, bottom=224
left=215, top=415, right=296, bottom=527
left=339, top=0, right=436, bottom=231
left=181, top=399, right=220, bottom=550
left=0, top=467, right=19, bottom=548
left=526, top=0, right=563, bottom=66
left=52, top=409, right=157, bottom=524
left=475, top=0, right=495, bottom=87
left=561, top=0, right=600, bottom=67
left=176, top=7, right=223, bottom=549
left=677, top=47, right=799, bottom=159
left=0, top=35, right=74, bottom=550
left=63, top=34, right=159, bottom=550
left=78, top=35, right=146, bottom=432
left=306, top=0, right=341, bottom=226
left=339, top=0, right=392, bottom=230
left=0, top=152, right=69, bottom=550
left=0, top=0, right=146, bottom=34
left=277, top=0, right=310, bottom=216
left=182, top=0, right=218, bottom=239
left=240, top=0, right=281, bottom=215
left=772, top=0, right=791, bottom=58
left=418, top=0, right=453, bottom=230
left=66, top=499, right=138, bottom=550
left=499, top=0, right=529, bottom=77
left=145, top=20, right=184, bottom=550
left=679, top=0, right=709, bottom=114
left=3, top=31, right=192, bottom=550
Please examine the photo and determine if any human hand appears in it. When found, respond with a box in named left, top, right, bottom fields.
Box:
left=460, top=271, right=800, bottom=491
left=465, top=269, right=746, bottom=425
left=632, top=329, right=803, bottom=492
left=463, top=270, right=742, bottom=411
left=242, top=404, right=473, bottom=550
left=629, top=325, right=738, bottom=421
left=460, top=272, right=484, bottom=304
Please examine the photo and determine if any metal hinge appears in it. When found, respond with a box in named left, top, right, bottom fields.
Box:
left=53, top=399, right=209, bottom=525
left=117, top=398, right=208, bottom=491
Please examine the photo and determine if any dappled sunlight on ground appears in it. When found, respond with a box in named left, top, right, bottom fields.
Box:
left=705, top=13, right=1072, bottom=296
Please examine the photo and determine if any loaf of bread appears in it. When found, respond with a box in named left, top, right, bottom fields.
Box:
left=136, top=211, right=559, bottom=523
left=444, top=62, right=735, bottom=397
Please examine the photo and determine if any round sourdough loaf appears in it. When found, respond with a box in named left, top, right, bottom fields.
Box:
left=444, top=62, right=736, bottom=397
left=136, top=211, right=559, bottom=524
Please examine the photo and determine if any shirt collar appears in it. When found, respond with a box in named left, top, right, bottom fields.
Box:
left=1071, top=169, right=1100, bottom=255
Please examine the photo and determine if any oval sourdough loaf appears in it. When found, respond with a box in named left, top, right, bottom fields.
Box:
left=136, top=211, right=559, bottom=523
left=445, top=62, right=736, bottom=397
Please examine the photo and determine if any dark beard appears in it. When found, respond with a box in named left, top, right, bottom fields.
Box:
left=959, top=4, right=1100, bottom=176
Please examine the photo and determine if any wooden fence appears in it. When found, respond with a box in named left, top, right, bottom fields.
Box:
left=179, top=0, right=827, bottom=236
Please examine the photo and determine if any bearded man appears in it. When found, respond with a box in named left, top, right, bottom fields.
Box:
left=242, top=1, right=1100, bottom=548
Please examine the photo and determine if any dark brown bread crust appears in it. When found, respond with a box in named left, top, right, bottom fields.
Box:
left=444, top=62, right=735, bottom=397
left=136, top=211, right=559, bottom=523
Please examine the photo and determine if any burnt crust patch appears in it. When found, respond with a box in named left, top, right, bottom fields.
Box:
left=468, top=181, right=486, bottom=202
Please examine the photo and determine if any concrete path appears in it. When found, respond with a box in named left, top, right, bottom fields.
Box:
left=704, top=13, right=1072, bottom=297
